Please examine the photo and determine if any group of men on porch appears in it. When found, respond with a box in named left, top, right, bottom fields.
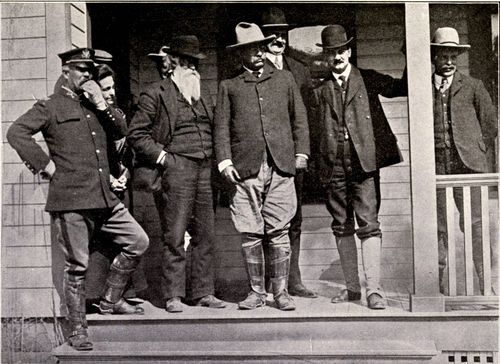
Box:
left=7, top=6, right=497, bottom=351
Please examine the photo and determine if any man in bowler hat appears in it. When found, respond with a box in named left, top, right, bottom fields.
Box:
left=314, top=25, right=407, bottom=309
left=7, top=48, right=149, bottom=350
left=430, top=27, right=497, bottom=294
left=214, top=23, right=309, bottom=310
left=128, top=35, right=226, bottom=313
left=260, top=6, right=317, bottom=298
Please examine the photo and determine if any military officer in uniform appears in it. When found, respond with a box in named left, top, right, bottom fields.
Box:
left=7, top=48, right=149, bottom=351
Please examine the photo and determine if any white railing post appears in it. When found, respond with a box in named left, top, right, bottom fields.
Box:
left=405, top=3, right=445, bottom=312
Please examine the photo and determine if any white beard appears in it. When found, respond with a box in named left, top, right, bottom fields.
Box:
left=171, top=67, right=201, bottom=104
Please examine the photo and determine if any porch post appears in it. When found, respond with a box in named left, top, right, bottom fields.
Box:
left=405, top=3, right=445, bottom=312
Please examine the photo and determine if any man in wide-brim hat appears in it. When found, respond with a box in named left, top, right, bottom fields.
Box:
left=148, top=45, right=172, bottom=79
left=129, top=34, right=226, bottom=313
left=314, top=25, right=407, bottom=309
left=430, top=27, right=497, bottom=295
left=259, top=6, right=318, bottom=299
left=214, top=22, right=310, bottom=311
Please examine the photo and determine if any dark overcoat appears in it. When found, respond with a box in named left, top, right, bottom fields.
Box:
left=439, top=71, right=497, bottom=172
left=127, top=78, right=213, bottom=166
left=213, top=64, right=310, bottom=179
left=314, top=66, right=406, bottom=183
left=6, top=86, right=127, bottom=211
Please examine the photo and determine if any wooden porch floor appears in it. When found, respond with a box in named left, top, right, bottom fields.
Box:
left=86, top=280, right=498, bottom=322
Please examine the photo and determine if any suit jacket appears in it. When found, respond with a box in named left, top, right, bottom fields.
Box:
left=127, top=78, right=213, bottom=166
left=6, top=85, right=127, bottom=211
left=214, top=64, right=310, bottom=179
left=436, top=71, right=497, bottom=173
left=314, top=66, right=406, bottom=183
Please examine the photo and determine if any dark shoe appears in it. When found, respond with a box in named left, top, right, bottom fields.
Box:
left=367, top=293, right=386, bottom=310
left=98, top=298, right=145, bottom=315
left=331, top=289, right=361, bottom=303
left=238, top=291, right=267, bottom=310
left=68, top=329, right=93, bottom=351
left=274, top=291, right=296, bottom=311
left=289, top=283, right=318, bottom=298
left=166, top=297, right=186, bottom=313
left=195, top=295, right=226, bottom=309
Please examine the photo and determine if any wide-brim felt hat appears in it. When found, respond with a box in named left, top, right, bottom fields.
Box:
left=431, top=27, right=470, bottom=53
left=227, top=22, right=276, bottom=49
left=169, top=36, right=206, bottom=60
left=316, top=25, right=353, bottom=49
left=260, top=6, right=295, bottom=29
left=148, top=46, right=170, bottom=59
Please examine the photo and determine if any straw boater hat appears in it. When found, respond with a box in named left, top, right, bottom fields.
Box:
left=316, top=25, right=353, bottom=49
left=147, top=46, right=170, bottom=60
left=431, top=27, right=470, bottom=54
left=94, top=49, right=113, bottom=64
left=227, top=22, right=276, bottom=49
left=260, top=7, right=295, bottom=29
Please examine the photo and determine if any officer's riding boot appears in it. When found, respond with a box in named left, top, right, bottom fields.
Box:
left=99, top=253, right=144, bottom=315
left=270, top=246, right=295, bottom=311
left=238, top=237, right=267, bottom=309
left=65, top=276, right=93, bottom=351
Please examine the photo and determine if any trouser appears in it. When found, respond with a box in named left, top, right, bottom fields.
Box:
left=325, top=139, right=383, bottom=297
left=155, top=155, right=215, bottom=300
left=436, top=147, right=486, bottom=293
left=230, top=154, right=296, bottom=296
left=52, top=203, right=149, bottom=331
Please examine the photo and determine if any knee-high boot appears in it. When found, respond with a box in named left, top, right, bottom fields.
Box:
left=99, top=253, right=144, bottom=314
left=64, top=275, right=93, bottom=351
left=241, top=238, right=266, bottom=296
left=336, top=235, right=361, bottom=293
left=269, top=244, right=295, bottom=310
left=360, top=236, right=382, bottom=298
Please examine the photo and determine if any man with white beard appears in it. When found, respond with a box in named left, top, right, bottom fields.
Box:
left=128, top=35, right=226, bottom=313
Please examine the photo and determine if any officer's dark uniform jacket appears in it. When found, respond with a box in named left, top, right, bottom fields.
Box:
left=7, top=84, right=127, bottom=212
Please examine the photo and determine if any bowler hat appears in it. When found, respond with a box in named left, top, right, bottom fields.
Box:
left=316, top=25, right=353, bottom=49
left=94, top=49, right=113, bottom=64
left=148, top=46, right=170, bottom=59
left=261, top=7, right=294, bottom=29
left=431, top=27, right=470, bottom=53
left=58, top=48, right=95, bottom=65
left=227, top=22, right=275, bottom=49
left=170, top=36, right=206, bottom=60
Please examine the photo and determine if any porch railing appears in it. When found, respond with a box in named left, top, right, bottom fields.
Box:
left=436, top=173, right=498, bottom=305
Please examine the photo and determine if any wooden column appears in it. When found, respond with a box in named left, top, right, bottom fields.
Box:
left=405, top=3, right=444, bottom=312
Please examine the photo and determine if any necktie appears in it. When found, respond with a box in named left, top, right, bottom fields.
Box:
left=439, top=77, right=448, bottom=93
left=275, top=57, right=283, bottom=70
left=252, top=71, right=260, bottom=78
left=339, top=75, right=347, bottom=102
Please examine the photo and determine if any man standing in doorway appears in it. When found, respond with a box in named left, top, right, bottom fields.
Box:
left=7, top=48, right=149, bottom=351
left=314, top=25, right=406, bottom=309
left=430, top=27, right=497, bottom=294
left=128, top=35, right=226, bottom=313
left=260, top=6, right=317, bottom=298
left=214, top=23, right=309, bottom=310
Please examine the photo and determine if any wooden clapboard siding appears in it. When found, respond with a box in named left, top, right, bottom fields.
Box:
left=1, top=2, right=88, bottom=317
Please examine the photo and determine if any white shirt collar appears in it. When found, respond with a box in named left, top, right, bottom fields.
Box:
left=265, top=53, right=283, bottom=69
left=243, top=65, right=263, bottom=77
left=332, top=63, right=352, bottom=85
left=434, top=73, right=454, bottom=90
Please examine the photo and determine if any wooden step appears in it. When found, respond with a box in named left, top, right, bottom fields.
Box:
left=53, top=339, right=438, bottom=363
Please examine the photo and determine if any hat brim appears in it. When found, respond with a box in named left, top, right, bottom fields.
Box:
left=169, top=51, right=206, bottom=60
left=226, top=35, right=276, bottom=49
left=66, top=59, right=95, bottom=65
left=148, top=53, right=168, bottom=59
left=316, top=37, right=353, bottom=49
left=261, top=23, right=295, bottom=29
left=431, top=43, right=470, bottom=52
